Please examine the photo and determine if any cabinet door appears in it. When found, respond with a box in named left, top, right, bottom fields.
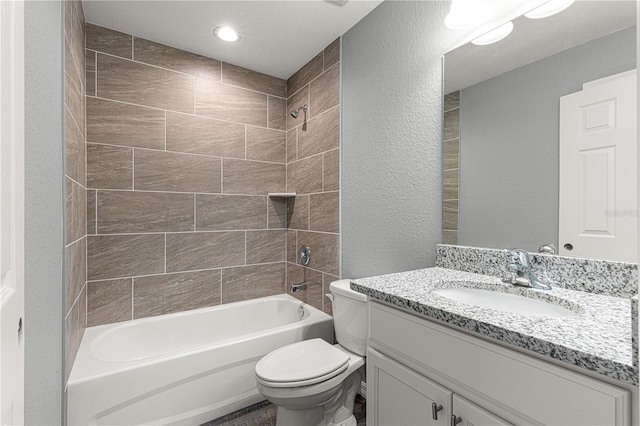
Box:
left=368, top=348, right=452, bottom=426
left=452, top=394, right=513, bottom=426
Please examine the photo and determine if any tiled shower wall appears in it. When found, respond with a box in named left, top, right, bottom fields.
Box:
left=443, top=91, right=459, bottom=244
left=286, top=40, right=340, bottom=315
left=64, top=0, right=87, bottom=383
left=85, top=24, right=340, bottom=325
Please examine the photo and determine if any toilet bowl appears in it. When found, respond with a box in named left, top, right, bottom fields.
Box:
left=254, top=280, right=368, bottom=426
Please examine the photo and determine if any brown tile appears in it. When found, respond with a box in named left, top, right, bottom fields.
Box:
left=443, top=169, right=459, bottom=201
left=287, top=155, right=323, bottom=194
left=134, top=37, right=221, bottom=80
left=444, top=138, right=459, bottom=171
left=65, top=237, right=86, bottom=315
left=309, top=64, right=339, bottom=119
left=298, top=106, right=339, bottom=159
left=86, top=49, right=96, bottom=97
left=223, top=159, right=285, bottom=195
left=287, top=264, right=323, bottom=311
left=87, top=190, right=97, bottom=234
left=246, top=230, right=286, bottom=264
left=134, top=270, right=221, bottom=319
left=87, top=97, right=165, bottom=149
left=287, top=52, right=323, bottom=98
left=221, top=62, right=286, bottom=97
left=196, top=194, right=267, bottom=230
left=65, top=106, right=85, bottom=186
left=443, top=200, right=459, bottom=230
left=287, top=230, right=297, bottom=264
left=287, top=196, right=309, bottom=230
left=444, top=91, right=460, bottom=112
left=195, top=78, right=267, bottom=127
left=323, top=273, right=340, bottom=315
left=324, top=38, right=340, bottom=70
left=86, top=24, right=132, bottom=58
left=64, top=0, right=85, bottom=87
left=165, top=231, right=245, bottom=272
left=97, top=54, right=194, bottom=113
left=87, top=144, right=133, bottom=190
left=268, top=96, right=286, bottom=131
left=323, top=149, right=340, bottom=192
left=268, top=197, right=288, bottom=229
left=286, top=86, right=309, bottom=131
left=443, top=230, right=458, bottom=245
left=87, top=278, right=132, bottom=326
left=287, top=128, right=298, bottom=163
left=65, top=286, right=86, bottom=384
left=65, top=178, right=86, bottom=244
left=87, top=234, right=165, bottom=280
left=297, top=231, right=339, bottom=276
left=165, top=111, right=245, bottom=158
left=444, top=108, right=459, bottom=141
left=65, top=66, right=84, bottom=137
left=134, top=149, right=221, bottom=193
left=246, top=127, right=286, bottom=163
left=222, top=263, right=285, bottom=303
left=65, top=39, right=84, bottom=110
left=309, top=192, right=339, bottom=233
left=97, top=191, right=194, bottom=234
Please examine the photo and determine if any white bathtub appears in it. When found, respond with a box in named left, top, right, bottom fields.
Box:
left=67, top=294, right=333, bottom=425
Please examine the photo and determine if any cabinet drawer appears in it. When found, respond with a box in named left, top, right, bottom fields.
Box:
left=369, top=302, right=630, bottom=426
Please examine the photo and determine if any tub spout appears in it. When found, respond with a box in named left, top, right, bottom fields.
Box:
left=291, top=282, right=307, bottom=292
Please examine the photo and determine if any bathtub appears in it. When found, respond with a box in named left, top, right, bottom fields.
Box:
left=67, top=294, right=333, bottom=425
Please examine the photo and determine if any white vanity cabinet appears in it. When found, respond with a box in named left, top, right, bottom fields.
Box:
left=367, top=301, right=632, bottom=426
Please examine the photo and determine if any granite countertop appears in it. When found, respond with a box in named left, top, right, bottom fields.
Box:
left=351, top=267, right=638, bottom=386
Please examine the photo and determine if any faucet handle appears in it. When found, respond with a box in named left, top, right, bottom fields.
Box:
left=508, top=249, right=531, bottom=268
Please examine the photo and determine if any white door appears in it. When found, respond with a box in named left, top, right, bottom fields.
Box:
left=559, top=70, right=637, bottom=262
left=0, top=1, right=25, bottom=424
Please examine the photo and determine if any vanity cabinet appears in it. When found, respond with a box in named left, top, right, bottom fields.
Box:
left=367, top=302, right=631, bottom=426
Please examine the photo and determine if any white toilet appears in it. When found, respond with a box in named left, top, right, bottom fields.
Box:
left=255, top=280, right=368, bottom=426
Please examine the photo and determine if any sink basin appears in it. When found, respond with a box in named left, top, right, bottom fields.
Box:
left=432, top=287, right=579, bottom=318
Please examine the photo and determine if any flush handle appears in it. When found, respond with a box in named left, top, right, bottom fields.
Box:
left=432, top=403, right=443, bottom=420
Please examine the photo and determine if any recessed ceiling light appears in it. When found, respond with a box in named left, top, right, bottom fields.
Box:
left=213, top=26, right=239, bottom=42
left=471, top=21, right=514, bottom=46
left=524, top=0, right=575, bottom=19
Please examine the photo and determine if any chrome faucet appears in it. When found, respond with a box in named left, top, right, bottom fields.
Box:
left=503, top=249, right=552, bottom=290
left=291, top=282, right=307, bottom=293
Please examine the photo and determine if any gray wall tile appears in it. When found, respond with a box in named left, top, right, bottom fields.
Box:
left=166, top=111, right=245, bottom=158
left=268, top=96, right=286, bottom=131
left=268, top=197, right=288, bottom=229
left=165, top=231, right=245, bottom=272
left=65, top=177, right=86, bottom=244
left=87, top=190, right=96, bottom=234
left=86, top=23, right=132, bottom=58
left=195, top=78, right=267, bottom=126
left=297, top=106, right=339, bottom=159
left=221, top=263, right=285, bottom=303
left=134, top=37, right=221, bottom=80
left=97, top=191, right=194, bottom=233
left=323, top=149, right=340, bottom=192
left=65, top=107, right=85, bottom=186
left=324, top=38, right=340, bottom=70
left=221, top=62, right=286, bottom=97
left=134, top=270, right=221, bottom=319
left=87, top=97, right=165, bottom=149
left=196, top=194, right=267, bottom=230
left=247, top=126, right=286, bottom=163
left=309, top=192, right=339, bottom=233
left=134, top=149, right=222, bottom=193
left=309, top=64, right=339, bottom=119
left=223, top=159, right=285, bottom=195
left=65, top=237, right=86, bottom=314
left=87, top=278, right=132, bottom=326
left=87, top=143, right=133, bottom=190
left=287, top=263, right=323, bottom=311
left=85, top=49, right=95, bottom=96
left=287, top=195, right=309, bottom=230
left=246, top=230, right=286, bottom=264
left=297, top=231, right=339, bottom=276
left=97, top=54, right=195, bottom=113
left=87, top=234, right=165, bottom=280
left=286, top=86, right=309, bottom=131
left=287, top=52, right=323, bottom=98
left=287, top=155, right=323, bottom=194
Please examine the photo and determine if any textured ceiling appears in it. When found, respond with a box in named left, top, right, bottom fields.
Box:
left=83, top=0, right=383, bottom=80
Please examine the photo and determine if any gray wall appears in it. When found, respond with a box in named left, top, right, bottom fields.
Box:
left=341, top=1, right=464, bottom=278
left=458, top=27, right=636, bottom=252
left=24, top=0, right=65, bottom=424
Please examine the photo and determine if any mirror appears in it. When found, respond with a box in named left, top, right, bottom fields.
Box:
left=443, top=1, right=637, bottom=262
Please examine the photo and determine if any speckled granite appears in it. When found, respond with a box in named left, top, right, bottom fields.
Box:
left=352, top=267, right=638, bottom=385
left=436, top=244, right=638, bottom=298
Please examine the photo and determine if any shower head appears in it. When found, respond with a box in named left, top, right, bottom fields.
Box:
left=290, top=104, right=307, bottom=119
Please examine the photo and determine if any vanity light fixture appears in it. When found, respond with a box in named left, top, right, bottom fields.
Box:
left=213, top=26, right=239, bottom=42
left=471, top=21, right=514, bottom=45
left=445, top=0, right=491, bottom=30
left=524, top=0, right=575, bottom=19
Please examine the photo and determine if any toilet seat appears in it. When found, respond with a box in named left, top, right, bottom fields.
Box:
left=255, top=339, right=350, bottom=388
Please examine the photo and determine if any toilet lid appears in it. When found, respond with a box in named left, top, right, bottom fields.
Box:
left=255, top=339, right=349, bottom=386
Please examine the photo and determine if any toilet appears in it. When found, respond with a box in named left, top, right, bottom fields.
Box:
left=255, top=280, right=368, bottom=426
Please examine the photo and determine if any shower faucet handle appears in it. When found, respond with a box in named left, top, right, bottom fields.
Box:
left=299, top=245, right=311, bottom=266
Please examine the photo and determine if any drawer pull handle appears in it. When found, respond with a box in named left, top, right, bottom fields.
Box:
left=431, top=403, right=443, bottom=420
left=451, top=415, right=462, bottom=426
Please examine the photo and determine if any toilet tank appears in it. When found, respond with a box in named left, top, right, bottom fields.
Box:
left=329, top=280, right=368, bottom=356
